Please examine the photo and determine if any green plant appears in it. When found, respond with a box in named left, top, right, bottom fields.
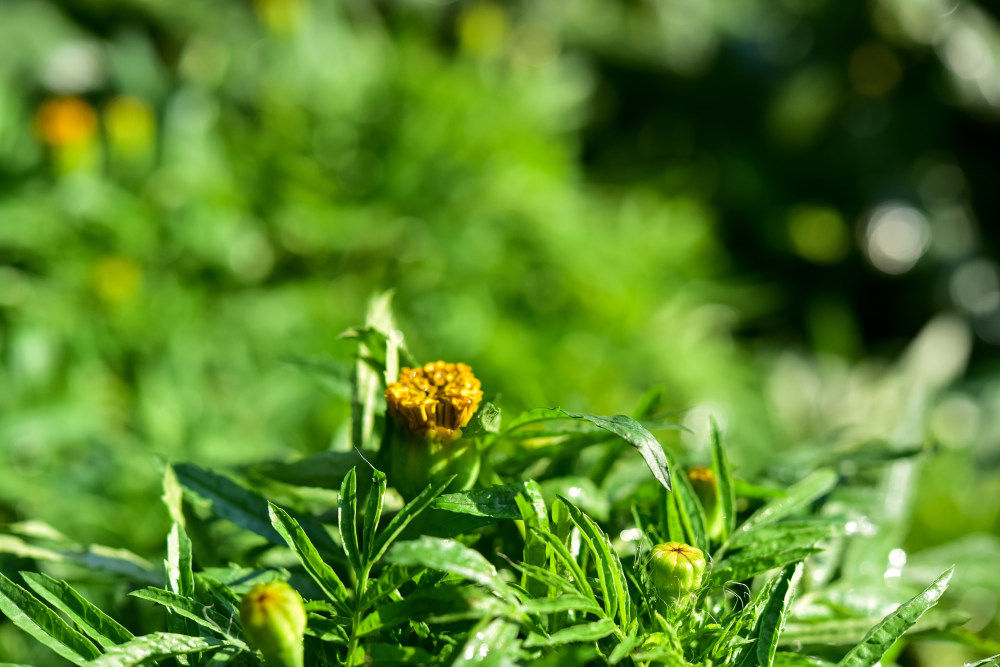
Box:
left=0, top=296, right=993, bottom=666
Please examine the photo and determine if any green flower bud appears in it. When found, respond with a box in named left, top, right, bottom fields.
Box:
left=240, top=581, right=307, bottom=667
left=649, top=542, right=706, bottom=601
left=687, top=466, right=724, bottom=541
left=383, top=361, right=484, bottom=499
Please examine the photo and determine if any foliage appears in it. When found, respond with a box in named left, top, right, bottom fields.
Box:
left=0, top=300, right=992, bottom=665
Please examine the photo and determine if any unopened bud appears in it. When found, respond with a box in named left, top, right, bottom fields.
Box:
left=240, top=581, right=307, bottom=667
left=649, top=542, right=706, bottom=601
left=687, top=466, right=724, bottom=540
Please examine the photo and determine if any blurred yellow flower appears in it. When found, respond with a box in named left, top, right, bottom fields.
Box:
left=386, top=361, right=483, bottom=443
left=105, top=95, right=155, bottom=156
left=92, top=256, right=142, bottom=304
left=458, top=2, right=509, bottom=58
left=34, top=96, right=98, bottom=147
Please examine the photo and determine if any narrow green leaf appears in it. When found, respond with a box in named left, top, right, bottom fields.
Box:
left=736, top=470, right=837, bottom=536
left=710, top=418, right=737, bottom=541
left=432, top=483, right=527, bottom=519
left=559, top=499, right=630, bottom=626
left=560, top=412, right=672, bottom=492
left=20, top=573, right=133, bottom=648
left=0, top=572, right=101, bottom=664
left=608, top=633, right=640, bottom=664
left=728, top=521, right=841, bottom=551
left=516, top=481, right=550, bottom=598
left=369, top=475, right=456, bottom=564
left=175, top=463, right=337, bottom=555
left=363, top=469, right=387, bottom=562
left=355, top=586, right=500, bottom=637
left=736, top=563, right=803, bottom=667
left=129, top=588, right=246, bottom=647
left=267, top=503, right=351, bottom=614
left=528, top=528, right=594, bottom=599
left=166, top=523, right=194, bottom=598
left=161, top=464, right=185, bottom=528
left=339, top=467, right=362, bottom=572
left=524, top=619, right=617, bottom=647
left=84, top=632, right=224, bottom=666
left=711, top=548, right=820, bottom=586
left=386, top=537, right=512, bottom=600
left=358, top=566, right=415, bottom=613
left=452, top=617, right=520, bottom=666
left=520, top=595, right=603, bottom=616
left=838, top=567, right=954, bottom=667
left=672, top=472, right=708, bottom=553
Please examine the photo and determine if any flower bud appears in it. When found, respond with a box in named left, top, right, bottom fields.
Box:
left=687, top=466, right=724, bottom=540
left=240, top=581, right=307, bottom=667
left=384, top=361, right=484, bottom=499
left=649, top=542, right=706, bottom=601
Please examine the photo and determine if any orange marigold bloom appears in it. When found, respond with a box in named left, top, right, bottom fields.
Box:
left=35, top=96, right=98, bottom=147
left=385, top=361, right=483, bottom=442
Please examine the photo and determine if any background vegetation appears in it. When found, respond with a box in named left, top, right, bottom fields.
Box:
left=1, top=0, right=999, bottom=663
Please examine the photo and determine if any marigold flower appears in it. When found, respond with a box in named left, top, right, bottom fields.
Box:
left=34, top=96, right=98, bottom=147
left=240, top=581, right=306, bottom=667
left=649, top=542, right=706, bottom=601
left=385, top=361, right=483, bottom=443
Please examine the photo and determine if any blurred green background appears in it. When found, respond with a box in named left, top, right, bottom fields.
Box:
left=2, top=0, right=1000, bottom=661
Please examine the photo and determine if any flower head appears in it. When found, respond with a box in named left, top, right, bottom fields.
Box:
left=385, top=361, right=483, bottom=442
left=649, top=542, right=706, bottom=601
left=240, top=581, right=306, bottom=667
left=34, top=96, right=97, bottom=147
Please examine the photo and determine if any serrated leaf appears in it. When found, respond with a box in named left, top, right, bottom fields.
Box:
left=0, top=572, right=101, bottom=664
left=560, top=412, right=672, bottom=492
left=20, top=573, right=133, bottom=648
left=267, top=503, right=351, bottom=614
left=130, top=588, right=246, bottom=646
left=736, top=563, right=803, bottom=667
left=463, top=402, right=502, bottom=439
left=710, top=418, right=737, bottom=541
left=524, top=618, right=617, bottom=647
left=433, top=483, right=528, bottom=519
left=837, top=567, right=954, bottom=667
left=84, top=632, right=224, bottom=666
left=386, top=536, right=512, bottom=600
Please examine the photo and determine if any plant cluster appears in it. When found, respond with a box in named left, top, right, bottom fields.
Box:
left=0, top=295, right=994, bottom=666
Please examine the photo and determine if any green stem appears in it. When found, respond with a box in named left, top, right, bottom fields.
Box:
left=345, top=562, right=373, bottom=666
